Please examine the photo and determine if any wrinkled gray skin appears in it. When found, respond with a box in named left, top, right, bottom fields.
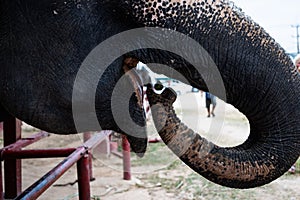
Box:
left=0, top=0, right=299, bottom=189
left=0, top=0, right=148, bottom=154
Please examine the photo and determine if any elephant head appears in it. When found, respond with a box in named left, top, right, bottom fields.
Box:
left=0, top=0, right=299, bottom=188
left=0, top=0, right=149, bottom=154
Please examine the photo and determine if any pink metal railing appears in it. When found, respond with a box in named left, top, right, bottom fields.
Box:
left=0, top=115, right=132, bottom=200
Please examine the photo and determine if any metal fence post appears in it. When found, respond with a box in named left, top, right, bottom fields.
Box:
left=77, top=154, right=91, bottom=200
left=122, top=136, right=131, bottom=180
left=3, top=116, right=22, bottom=198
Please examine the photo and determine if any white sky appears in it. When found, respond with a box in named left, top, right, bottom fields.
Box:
left=232, top=0, right=300, bottom=54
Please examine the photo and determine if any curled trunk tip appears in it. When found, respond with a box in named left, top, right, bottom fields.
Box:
left=146, top=86, right=299, bottom=189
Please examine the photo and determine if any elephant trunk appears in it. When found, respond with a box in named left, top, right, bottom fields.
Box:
left=146, top=86, right=299, bottom=189
left=121, top=0, right=300, bottom=188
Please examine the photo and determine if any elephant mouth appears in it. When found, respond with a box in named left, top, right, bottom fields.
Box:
left=123, top=69, right=144, bottom=109
left=122, top=57, right=144, bottom=108
left=120, top=57, right=148, bottom=156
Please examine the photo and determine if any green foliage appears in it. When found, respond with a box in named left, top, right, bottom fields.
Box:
left=166, top=160, right=181, bottom=170
left=91, top=196, right=101, bottom=200
left=295, top=158, right=300, bottom=174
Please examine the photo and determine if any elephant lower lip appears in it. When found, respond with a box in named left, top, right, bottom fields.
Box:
left=121, top=60, right=147, bottom=156
left=121, top=57, right=144, bottom=108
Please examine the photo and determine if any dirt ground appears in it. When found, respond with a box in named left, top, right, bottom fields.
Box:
left=2, top=92, right=300, bottom=200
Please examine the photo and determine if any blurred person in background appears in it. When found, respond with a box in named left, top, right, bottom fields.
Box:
left=205, top=92, right=217, bottom=117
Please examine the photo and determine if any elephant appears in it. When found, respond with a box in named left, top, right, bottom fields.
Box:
left=0, top=0, right=299, bottom=189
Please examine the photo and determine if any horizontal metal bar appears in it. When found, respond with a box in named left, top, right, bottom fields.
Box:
left=14, top=131, right=113, bottom=200
left=2, top=148, right=76, bottom=159
left=0, top=132, right=50, bottom=155
left=148, top=138, right=162, bottom=143
left=15, top=147, right=86, bottom=200
left=83, top=130, right=112, bottom=150
left=111, top=150, right=123, bottom=158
